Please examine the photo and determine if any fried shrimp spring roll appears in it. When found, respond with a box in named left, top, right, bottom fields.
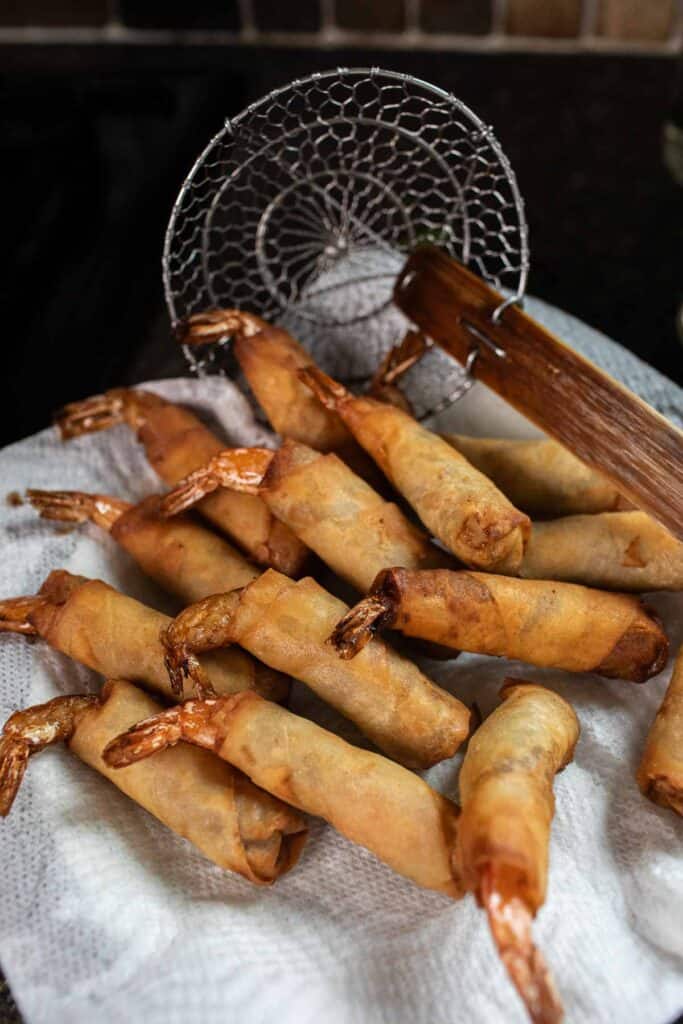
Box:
left=443, top=434, right=631, bottom=518
left=638, top=644, right=683, bottom=815
left=160, top=569, right=471, bottom=769
left=27, top=490, right=259, bottom=603
left=55, top=388, right=308, bottom=576
left=177, top=310, right=354, bottom=455
left=520, top=511, right=683, bottom=592
left=103, top=690, right=464, bottom=897
left=330, top=568, right=668, bottom=683
left=0, top=570, right=288, bottom=703
left=159, top=440, right=454, bottom=594
left=299, top=366, right=530, bottom=573
left=456, top=681, right=579, bottom=1024
left=0, top=681, right=306, bottom=884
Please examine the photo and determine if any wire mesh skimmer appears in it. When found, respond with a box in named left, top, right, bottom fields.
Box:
left=163, top=67, right=529, bottom=420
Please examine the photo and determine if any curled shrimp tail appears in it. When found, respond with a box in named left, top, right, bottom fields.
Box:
left=0, top=736, right=30, bottom=816
left=54, top=388, right=166, bottom=439
left=0, top=595, right=45, bottom=636
left=161, top=594, right=238, bottom=697
left=55, top=391, right=128, bottom=439
left=328, top=594, right=393, bottom=659
left=162, top=643, right=212, bottom=699
left=0, top=695, right=99, bottom=815
left=175, top=308, right=268, bottom=347
left=103, top=697, right=223, bottom=768
left=481, top=866, right=564, bottom=1024
left=297, top=365, right=350, bottom=413
left=26, top=490, right=131, bottom=531
left=159, top=447, right=273, bottom=517
left=103, top=704, right=185, bottom=766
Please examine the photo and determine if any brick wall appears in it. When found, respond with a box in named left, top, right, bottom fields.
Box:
left=0, top=0, right=681, bottom=49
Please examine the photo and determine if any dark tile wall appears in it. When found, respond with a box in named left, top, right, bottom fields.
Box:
left=597, top=0, right=675, bottom=42
left=420, top=0, right=492, bottom=35
left=253, top=0, right=321, bottom=32
left=120, top=0, right=240, bottom=30
left=504, top=0, right=582, bottom=38
left=0, top=0, right=679, bottom=41
left=335, top=0, right=405, bottom=33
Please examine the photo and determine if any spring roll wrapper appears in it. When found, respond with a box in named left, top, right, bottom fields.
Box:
left=225, top=569, right=471, bottom=768
left=261, top=440, right=452, bottom=593
left=110, top=494, right=259, bottom=603
left=373, top=568, right=667, bottom=681
left=71, top=680, right=306, bottom=883
left=136, top=401, right=308, bottom=576
left=34, top=572, right=288, bottom=703
left=456, top=682, right=579, bottom=912
left=233, top=327, right=353, bottom=452
left=638, top=644, right=683, bottom=814
left=521, top=511, right=683, bottom=592
left=328, top=395, right=530, bottom=573
left=444, top=434, right=630, bottom=518
left=209, top=691, right=463, bottom=897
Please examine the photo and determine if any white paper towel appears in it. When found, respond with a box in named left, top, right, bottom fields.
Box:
left=0, top=299, right=682, bottom=1024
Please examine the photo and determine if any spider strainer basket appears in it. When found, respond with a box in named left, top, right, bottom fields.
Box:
left=163, top=67, right=529, bottom=419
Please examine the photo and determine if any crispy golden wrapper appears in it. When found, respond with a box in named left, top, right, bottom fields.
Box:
left=457, top=681, right=579, bottom=1024
left=27, top=490, right=259, bottom=603
left=330, top=567, right=668, bottom=682
left=158, top=439, right=454, bottom=594
left=0, top=569, right=288, bottom=704
left=300, top=366, right=530, bottom=573
left=521, top=511, right=683, bottom=592
left=159, top=569, right=471, bottom=769
left=443, top=434, right=631, bottom=518
left=55, top=388, right=308, bottom=576
left=638, top=644, right=683, bottom=815
left=0, top=681, right=306, bottom=883
left=104, top=689, right=463, bottom=898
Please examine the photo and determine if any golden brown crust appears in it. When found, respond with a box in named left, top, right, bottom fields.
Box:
left=160, top=570, right=471, bottom=768
left=235, top=327, right=352, bottom=452
left=444, top=434, right=632, bottom=518
left=637, top=644, right=683, bottom=815
left=521, top=511, right=683, bottom=592
left=58, top=391, right=309, bottom=578
left=456, top=678, right=579, bottom=909
left=72, top=680, right=306, bottom=883
left=111, top=494, right=260, bottom=601
left=300, top=367, right=531, bottom=572
left=104, top=690, right=463, bottom=897
left=259, top=439, right=454, bottom=593
left=9, top=571, right=289, bottom=705
left=331, top=567, right=668, bottom=682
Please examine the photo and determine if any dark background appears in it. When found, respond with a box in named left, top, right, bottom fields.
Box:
left=1, top=46, right=682, bottom=451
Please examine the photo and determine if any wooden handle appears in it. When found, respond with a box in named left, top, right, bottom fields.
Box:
left=394, top=245, right=683, bottom=540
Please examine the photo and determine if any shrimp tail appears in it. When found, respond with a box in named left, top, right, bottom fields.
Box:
left=26, top=490, right=131, bottom=531
left=328, top=594, right=395, bottom=659
left=103, top=698, right=222, bottom=767
left=159, top=448, right=273, bottom=517
left=175, top=309, right=268, bottom=346
left=0, top=595, right=45, bottom=636
left=481, top=865, right=564, bottom=1024
left=297, top=365, right=351, bottom=413
left=55, top=388, right=166, bottom=439
left=0, top=695, right=99, bottom=815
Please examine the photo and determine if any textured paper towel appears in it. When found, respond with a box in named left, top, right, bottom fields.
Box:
left=0, top=297, right=682, bottom=1024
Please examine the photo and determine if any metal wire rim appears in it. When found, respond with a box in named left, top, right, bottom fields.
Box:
left=162, top=67, right=530, bottom=416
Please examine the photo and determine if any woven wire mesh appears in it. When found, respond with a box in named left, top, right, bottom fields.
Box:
left=163, top=68, right=528, bottom=418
